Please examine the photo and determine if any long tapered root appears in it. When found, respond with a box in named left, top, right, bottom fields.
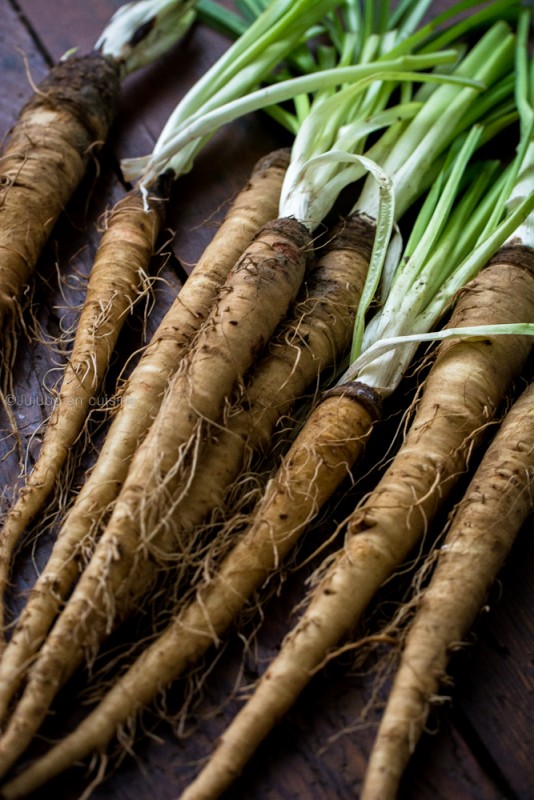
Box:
left=134, top=212, right=376, bottom=556
left=0, top=213, right=377, bottom=793
left=0, top=211, right=379, bottom=793
left=173, top=252, right=534, bottom=800
left=0, top=149, right=291, bottom=730
left=0, top=186, right=166, bottom=641
left=0, top=388, right=379, bottom=798
left=0, top=215, right=311, bottom=780
left=360, top=379, right=534, bottom=800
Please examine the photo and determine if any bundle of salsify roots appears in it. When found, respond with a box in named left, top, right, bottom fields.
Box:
left=0, top=1, right=533, bottom=798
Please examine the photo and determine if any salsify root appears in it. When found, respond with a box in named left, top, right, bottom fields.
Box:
left=2, top=229, right=532, bottom=800
left=0, top=183, right=167, bottom=643
left=360, top=376, right=534, bottom=800
left=0, top=55, right=119, bottom=338
left=170, top=247, right=534, bottom=800
left=0, top=210, right=311, bottom=782
left=0, top=217, right=380, bottom=797
left=0, top=384, right=379, bottom=800
left=0, top=148, right=290, bottom=729
left=145, top=212, right=376, bottom=557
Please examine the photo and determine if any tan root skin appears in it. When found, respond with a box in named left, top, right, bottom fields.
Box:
left=174, top=256, right=534, bottom=800
left=134, top=214, right=373, bottom=538
left=361, top=379, right=534, bottom=800
left=0, top=149, right=290, bottom=727
left=0, top=214, right=311, bottom=781
left=0, top=188, right=165, bottom=638
left=0, top=54, right=119, bottom=330
left=0, top=214, right=377, bottom=797
left=0, top=390, right=376, bottom=800
left=6, top=250, right=533, bottom=800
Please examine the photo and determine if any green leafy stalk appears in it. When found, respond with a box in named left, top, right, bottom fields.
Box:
left=350, top=125, right=484, bottom=365
left=124, top=54, right=479, bottom=190
left=195, top=0, right=248, bottom=39
left=356, top=21, right=516, bottom=220
left=126, top=0, right=507, bottom=195
left=120, top=0, right=350, bottom=187
left=346, top=321, right=534, bottom=377
left=154, top=0, right=341, bottom=132
left=340, top=79, right=534, bottom=396
left=503, top=8, right=534, bottom=248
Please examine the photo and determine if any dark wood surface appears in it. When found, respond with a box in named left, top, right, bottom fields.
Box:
left=0, top=2, right=533, bottom=799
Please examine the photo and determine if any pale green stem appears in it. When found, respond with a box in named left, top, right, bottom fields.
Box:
left=345, top=190, right=534, bottom=396
left=356, top=22, right=515, bottom=219
left=125, top=54, right=476, bottom=188
left=346, top=323, right=534, bottom=382
left=357, top=127, right=483, bottom=358
left=95, top=0, right=197, bottom=77
left=153, top=0, right=342, bottom=141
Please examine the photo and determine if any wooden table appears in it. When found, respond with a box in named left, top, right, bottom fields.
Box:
left=0, top=1, right=533, bottom=798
